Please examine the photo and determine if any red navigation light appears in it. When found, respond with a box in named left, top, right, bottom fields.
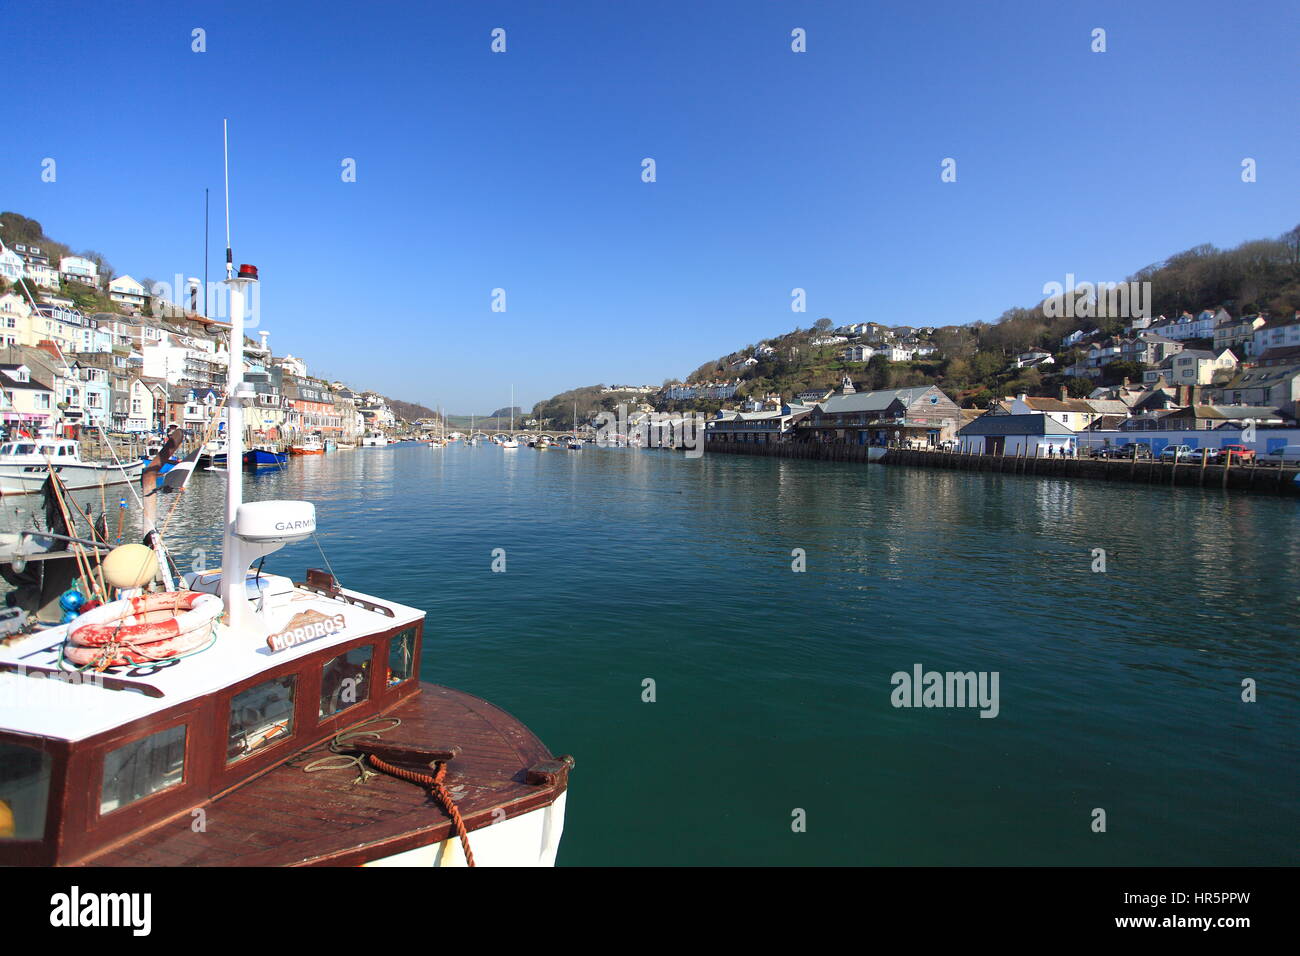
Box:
left=238, top=264, right=259, bottom=280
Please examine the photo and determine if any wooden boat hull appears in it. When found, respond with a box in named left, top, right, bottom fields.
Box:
left=75, top=682, right=571, bottom=867
left=289, top=447, right=324, bottom=455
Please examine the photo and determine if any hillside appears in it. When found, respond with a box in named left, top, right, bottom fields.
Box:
left=529, top=222, right=1300, bottom=418
left=385, top=397, right=438, bottom=422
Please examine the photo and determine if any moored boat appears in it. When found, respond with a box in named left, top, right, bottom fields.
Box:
left=0, top=438, right=145, bottom=496
left=290, top=436, right=324, bottom=455
left=243, top=445, right=288, bottom=469
left=0, top=244, right=571, bottom=866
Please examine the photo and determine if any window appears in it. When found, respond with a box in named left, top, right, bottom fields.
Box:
left=227, top=675, right=296, bottom=764
left=388, top=629, right=416, bottom=686
left=319, top=645, right=373, bottom=718
left=100, top=724, right=187, bottom=814
left=0, top=743, right=52, bottom=839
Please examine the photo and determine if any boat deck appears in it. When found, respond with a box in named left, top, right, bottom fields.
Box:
left=76, top=683, right=569, bottom=866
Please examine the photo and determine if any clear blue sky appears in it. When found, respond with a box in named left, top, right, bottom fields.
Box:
left=3, top=0, right=1295, bottom=414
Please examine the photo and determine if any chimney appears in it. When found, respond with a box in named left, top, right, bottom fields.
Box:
left=259, top=330, right=270, bottom=352
left=1122, top=376, right=1130, bottom=387
left=1059, top=385, right=1068, bottom=402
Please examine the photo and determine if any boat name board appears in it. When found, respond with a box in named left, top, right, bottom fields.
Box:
left=267, top=609, right=348, bottom=652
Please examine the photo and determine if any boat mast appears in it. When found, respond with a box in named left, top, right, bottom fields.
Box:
left=219, top=119, right=257, bottom=628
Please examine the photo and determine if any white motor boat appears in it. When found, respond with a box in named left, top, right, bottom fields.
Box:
left=0, top=439, right=145, bottom=496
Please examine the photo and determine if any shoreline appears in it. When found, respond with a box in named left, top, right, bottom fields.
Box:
left=704, top=441, right=1300, bottom=496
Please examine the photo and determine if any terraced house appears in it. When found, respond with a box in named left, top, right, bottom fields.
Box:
left=283, top=377, right=341, bottom=435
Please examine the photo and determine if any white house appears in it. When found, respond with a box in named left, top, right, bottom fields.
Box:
left=957, top=412, right=1077, bottom=456
left=0, top=246, right=26, bottom=286
left=1144, top=348, right=1238, bottom=386
left=1012, top=349, right=1055, bottom=369
left=1252, top=313, right=1300, bottom=356
left=0, top=293, right=31, bottom=349
left=10, top=244, right=60, bottom=289
left=59, top=255, right=100, bottom=287
left=108, top=275, right=147, bottom=312
left=841, top=344, right=876, bottom=362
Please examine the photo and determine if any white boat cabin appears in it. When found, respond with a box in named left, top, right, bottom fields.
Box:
left=0, top=440, right=81, bottom=463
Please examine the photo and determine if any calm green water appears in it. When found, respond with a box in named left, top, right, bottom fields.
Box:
left=59, top=444, right=1300, bottom=864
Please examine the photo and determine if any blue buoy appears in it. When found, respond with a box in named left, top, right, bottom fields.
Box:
left=59, top=589, right=86, bottom=613
left=60, top=609, right=79, bottom=624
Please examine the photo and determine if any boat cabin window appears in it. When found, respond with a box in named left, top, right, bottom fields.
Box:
left=0, top=743, right=51, bottom=840
left=13, top=443, right=35, bottom=455
left=319, top=645, right=372, bottom=718
left=388, top=628, right=416, bottom=686
left=99, top=723, right=187, bottom=815
left=227, top=675, right=297, bottom=764
left=0, top=444, right=10, bottom=455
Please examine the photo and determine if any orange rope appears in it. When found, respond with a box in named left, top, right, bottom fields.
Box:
left=367, top=754, right=475, bottom=867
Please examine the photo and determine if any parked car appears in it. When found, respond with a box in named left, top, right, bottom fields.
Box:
left=1262, top=445, right=1300, bottom=466
left=1100, top=444, right=1151, bottom=460
left=1160, top=444, right=1196, bottom=461
left=1209, top=444, right=1256, bottom=463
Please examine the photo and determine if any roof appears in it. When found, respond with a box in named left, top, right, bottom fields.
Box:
left=1256, top=345, right=1300, bottom=365
left=959, top=413, right=1076, bottom=437
left=818, top=386, right=945, bottom=415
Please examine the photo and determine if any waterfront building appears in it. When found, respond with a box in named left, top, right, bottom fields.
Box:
left=126, top=375, right=168, bottom=433
left=705, top=403, right=813, bottom=444
left=0, top=362, right=56, bottom=433
left=957, top=412, right=1076, bottom=456
left=799, top=385, right=962, bottom=447
left=990, top=394, right=1107, bottom=432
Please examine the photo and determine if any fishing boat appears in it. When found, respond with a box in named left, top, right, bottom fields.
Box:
left=360, top=432, right=388, bottom=447
left=0, top=157, right=571, bottom=865
left=0, top=439, right=145, bottom=496
left=243, top=445, right=288, bottom=469
left=290, top=436, right=324, bottom=456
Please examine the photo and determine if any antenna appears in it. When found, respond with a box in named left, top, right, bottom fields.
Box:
left=223, top=118, right=233, bottom=280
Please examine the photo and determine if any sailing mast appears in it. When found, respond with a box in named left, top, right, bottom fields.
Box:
left=219, top=119, right=258, bottom=631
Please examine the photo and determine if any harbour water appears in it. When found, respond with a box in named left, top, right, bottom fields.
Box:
left=14, top=444, right=1297, bottom=865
